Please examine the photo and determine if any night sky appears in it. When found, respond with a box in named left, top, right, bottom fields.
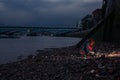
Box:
left=0, top=0, right=102, bottom=27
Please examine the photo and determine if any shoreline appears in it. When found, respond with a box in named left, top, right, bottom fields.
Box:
left=0, top=36, right=80, bottom=64
left=0, top=42, right=120, bottom=80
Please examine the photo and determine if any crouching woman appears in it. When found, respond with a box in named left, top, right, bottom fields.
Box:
left=79, top=39, right=95, bottom=57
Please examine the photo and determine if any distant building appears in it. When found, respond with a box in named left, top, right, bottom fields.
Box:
left=92, top=9, right=102, bottom=25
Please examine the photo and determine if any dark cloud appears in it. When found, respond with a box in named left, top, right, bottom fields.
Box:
left=0, top=0, right=102, bottom=26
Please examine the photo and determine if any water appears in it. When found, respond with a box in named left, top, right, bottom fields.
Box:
left=0, top=27, right=76, bottom=35
left=0, top=36, right=81, bottom=64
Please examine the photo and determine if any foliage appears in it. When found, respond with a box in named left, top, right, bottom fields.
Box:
left=80, top=14, right=93, bottom=30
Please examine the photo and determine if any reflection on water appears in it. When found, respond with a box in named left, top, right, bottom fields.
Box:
left=0, top=36, right=81, bottom=64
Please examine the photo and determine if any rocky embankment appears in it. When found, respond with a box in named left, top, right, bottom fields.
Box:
left=0, top=42, right=120, bottom=80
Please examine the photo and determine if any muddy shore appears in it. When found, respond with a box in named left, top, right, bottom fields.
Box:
left=0, top=42, right=120, bottom=80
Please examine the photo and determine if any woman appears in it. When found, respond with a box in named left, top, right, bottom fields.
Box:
left=79, top=39, right=95, bottom=57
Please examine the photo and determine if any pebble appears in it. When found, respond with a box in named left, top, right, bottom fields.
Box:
left=0, top=42, right=120, bottom=80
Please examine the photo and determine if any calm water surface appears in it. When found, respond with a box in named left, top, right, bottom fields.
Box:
left=0, top=36, right=81, bottom=64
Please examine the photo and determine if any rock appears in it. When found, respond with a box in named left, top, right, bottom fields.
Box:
left=0, top=42, right=120, bottom=80
left=90, top=69, right=95, bottom=73
left=95, top=74, right=100, bottom=77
